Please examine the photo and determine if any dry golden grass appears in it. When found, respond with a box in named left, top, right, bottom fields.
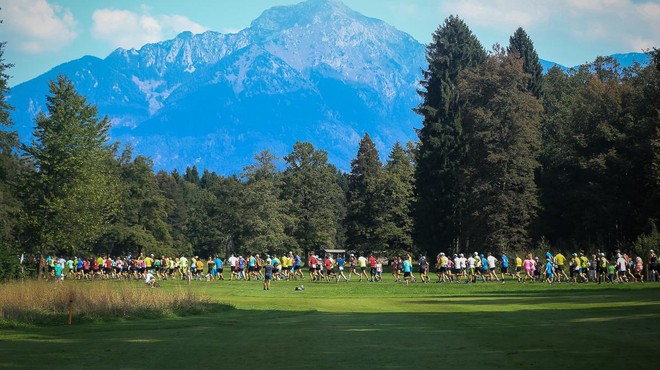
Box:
left=0, top=280, right=230, bottom=326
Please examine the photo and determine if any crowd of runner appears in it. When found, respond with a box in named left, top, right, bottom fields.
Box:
left=36, top=249, right=658, bottom=287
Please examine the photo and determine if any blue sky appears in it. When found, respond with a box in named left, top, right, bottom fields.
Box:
left=1, top=0, right=659, bottom=86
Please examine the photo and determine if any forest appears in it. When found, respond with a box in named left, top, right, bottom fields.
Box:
left=0, top=17, right=659, bottom=279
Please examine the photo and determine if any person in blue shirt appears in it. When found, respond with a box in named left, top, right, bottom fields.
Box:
left=263, top=260, right=274, bottom=290
left=500, top=254, right=510, bottom=281
left=293, top=254, right=304, bottom=280
left=543, top=258, right=555, bottom=285
left=53, top=258, right=63, bottom=283
left=480, top=254, right=489, bottom=276
left=402, top=257, right=412, bottom=285
left=215, top=256, right=224, bottom=280
left=248, top=255, right=257, bottom=280
left=76, top=258, right=83, bottom=279
left=336, top=256, right=348, bottom=283
left=238, top=256, right=246, bottom=280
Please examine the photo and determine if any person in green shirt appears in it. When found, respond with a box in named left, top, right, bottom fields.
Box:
left=607, top=264, right=616, bottom=283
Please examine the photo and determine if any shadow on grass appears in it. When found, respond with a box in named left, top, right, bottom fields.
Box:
left=1, top=300, right=659, bottom=369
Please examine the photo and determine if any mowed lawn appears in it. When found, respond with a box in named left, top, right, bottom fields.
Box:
left=1, top=278, right=659, bottom=369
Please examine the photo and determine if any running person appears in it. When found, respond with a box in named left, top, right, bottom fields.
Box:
left=336, top=255, right=348, bottom=283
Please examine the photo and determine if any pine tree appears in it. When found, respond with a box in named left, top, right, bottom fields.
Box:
left=414, top=16, right=486, bottom=254
left=0, top=35, right=23, bottom=279
left=381, top=142, right=415, bottom=254
left=458, top=46, right=543, bottom=251
left=23, top=75, right=120, bottom=256
left=508, top=27, right=544, bottom=98
left=346, top=133, right=386, bottom=253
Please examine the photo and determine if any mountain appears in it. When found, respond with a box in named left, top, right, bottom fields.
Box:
left=539, top=52, right=651, bottom=73
left=6, top=0, right=652, bottom=173
left=8, top=0, right=425, bottom=173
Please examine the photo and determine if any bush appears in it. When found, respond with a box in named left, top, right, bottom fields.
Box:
left=0, top=242, right=21, bottom=281
left=633, top=221, right=660, bottom=257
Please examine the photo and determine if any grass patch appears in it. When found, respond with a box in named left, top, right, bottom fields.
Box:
left=1, top=279, right=659, bottom=369
left=0, top=280, right=232, bottom=327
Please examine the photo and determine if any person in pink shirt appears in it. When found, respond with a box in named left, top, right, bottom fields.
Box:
left=523, top=255, right=534, bottom=282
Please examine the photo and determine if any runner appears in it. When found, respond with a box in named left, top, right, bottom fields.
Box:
left=554, top=250, right=569, bottom=282
left=368, top=254, right=377, bottom=282
left=616, top=253, right=627, bottom=283
left=293, top=253, right=304, bottom=280
left=649, top=250, right=657, bottom=282
left=514, top=254, right=523, bottom=282
left=466, top=253, right=477, bottom=283
left=228, top=253, right=238, bottom=280
left=402, top=256, right=412, bottom=285
left=358, top=254, right=369, bottom=282
left=487, top=252, right=500, bottom=282
left=336, top=255, right=348, bottom=283
left=263, top=260, right=274, bottom=290
left=543, top=258, right=554, bottom=285
left=418, top=255, right=430, bottom=283
left=324, top=255, right=335, bottom=282
left=499, top=253, right=509, bottom=282
left=391, top=256, right=400, bottom=282
left=215, top=255, right=224, bottom=280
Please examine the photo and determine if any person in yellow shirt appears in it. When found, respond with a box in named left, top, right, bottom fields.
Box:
left=515, top=254, right=523, bottom=282
left=195, top=258, right=204, bottom=280
left=281, top=255, right=289, bottom=280
left=579, top=252, right=589, bottom=282
left=554, top=251, right=569, bottom=282
left=144, top=255, right=153, bottom=272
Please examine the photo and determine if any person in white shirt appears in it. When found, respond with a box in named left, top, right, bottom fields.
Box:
left=466, top=254, right=476, bottom=283
left=145, top=271, right=156, bottom=287
left=487, top=252, right=500, bottom=281
left=228, top=254, right=238, bottom=280
left=616, top=253, right=627, bottom=282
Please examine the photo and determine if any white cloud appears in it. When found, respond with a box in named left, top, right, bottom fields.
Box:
left=0, top=0, right=77, bottom=53
left=438, top=0, right=660, bottom=56
left=91, top=7, right=208, bottom=49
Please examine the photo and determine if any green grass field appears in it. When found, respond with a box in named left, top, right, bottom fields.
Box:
left=1, top=278, right=659, bottom=369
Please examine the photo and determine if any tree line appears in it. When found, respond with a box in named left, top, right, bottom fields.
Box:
left=1, top=17, right=659, bottom=278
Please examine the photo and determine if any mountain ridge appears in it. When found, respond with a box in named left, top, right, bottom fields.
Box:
left=6, top=0, right=652, bottom=173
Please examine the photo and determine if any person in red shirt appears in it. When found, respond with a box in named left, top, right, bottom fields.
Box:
left=368, top=254, right=377, bottom=282
left=324, top=256, right=334, bottom=282
left=309, top=255, right=318, bottom=281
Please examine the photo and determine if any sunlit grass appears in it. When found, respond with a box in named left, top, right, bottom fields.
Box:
left=1, top=278, right=659, bottom=369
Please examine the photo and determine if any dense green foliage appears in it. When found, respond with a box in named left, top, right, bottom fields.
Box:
left=0, top=39, right=23, bottom=279
left=458, top=46, right=542, bottom=250
left=22, top=76, right=121, bottom=257
left=0, top=20, right=658, bottom=261
left=414, top=16, right=486, bottom=254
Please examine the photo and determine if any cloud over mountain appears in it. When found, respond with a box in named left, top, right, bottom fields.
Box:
left=1, top=0, right=77, bottom=53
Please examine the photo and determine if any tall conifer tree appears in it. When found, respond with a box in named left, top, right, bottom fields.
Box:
left=23, top=75, right=120, bottom=256
left=382, top=142, right=415, bottom=253
left=415, top=16, right=486, bottom=254
left=346, top=133, right=386, bottom=253
left=508, top=27, right=544, bottom=99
